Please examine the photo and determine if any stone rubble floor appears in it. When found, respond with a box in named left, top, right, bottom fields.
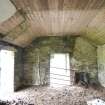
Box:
left=0, top=86, right=105, bottom=105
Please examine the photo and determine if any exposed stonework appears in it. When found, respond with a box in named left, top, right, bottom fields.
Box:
left=23, top=36, right=98, bottom=86
left=97, top=44, right=105, bottom=87
left=23, top=36, right=75, bottom=85
left=72, top=37, right=97, bottom=79
left=14, top=48, right=24, bottom=90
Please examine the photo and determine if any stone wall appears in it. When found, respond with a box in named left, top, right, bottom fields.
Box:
left=97, top=45, right=105, bottom=87
left=23, top=36, right=75, bottom=85
left=72, top=37, right=97, bottom=79
left=14, top=48, right=24, bottom=90
left=0, top=43, right=23, bottom=91
left=23, top=36, right=97, bottom=86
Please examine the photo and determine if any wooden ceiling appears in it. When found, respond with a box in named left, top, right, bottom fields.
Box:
left=0, top=0, right=105, bottom=47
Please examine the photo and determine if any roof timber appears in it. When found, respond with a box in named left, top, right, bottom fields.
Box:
left=0, top=0, right=105, bottom=47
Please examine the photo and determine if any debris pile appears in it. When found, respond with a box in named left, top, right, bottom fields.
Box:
left=0, top=99, right=34, bottom=105
left=0, top=86, right=105, bottom=105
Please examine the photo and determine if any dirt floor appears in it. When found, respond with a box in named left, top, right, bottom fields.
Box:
left=0, top=85, right=105, bottom=105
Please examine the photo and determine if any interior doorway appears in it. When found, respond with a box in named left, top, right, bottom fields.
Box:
left=0, top=50, right=14, bottom=94
left=50, top=53, right=71, bottom=87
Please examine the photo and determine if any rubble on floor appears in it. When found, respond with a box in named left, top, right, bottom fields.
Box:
left=0, top=86, right=105, bottom=105
left=0, top=99, right=34, bottom=105
left=87, top=99, right=105, bottom=105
